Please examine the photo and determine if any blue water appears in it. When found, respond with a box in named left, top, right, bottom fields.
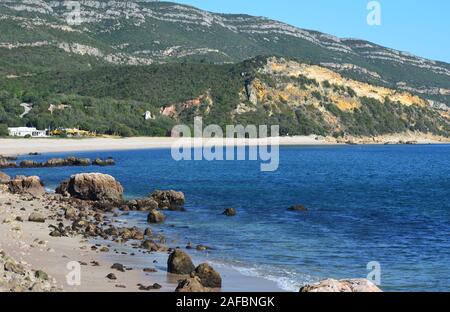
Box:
left=3, top=145, right=450, bottom=291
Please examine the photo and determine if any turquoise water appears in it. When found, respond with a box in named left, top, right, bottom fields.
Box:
left=4, top=145, right=450, bottom=291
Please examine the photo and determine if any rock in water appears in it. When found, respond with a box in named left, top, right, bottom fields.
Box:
left=150, top=190, right=185, bottom=210
left=147, top=210, right=165, bottom=224
left=8, top=176, right=45, bottom=197
left=56, top=173, right=123, bottom=202
left=223, top=208, right=236, bottom=216
left=167, top=249, right=195, bottom=275
left=299, top=279, right=382, bottom=292
left=0, top=171, right=10, bottom=184
left=28, top=212, right=46, bottom=223
left=288, top=205, right=307, bottom=212
left=19, top=160, right=39, bottom=168
left=193, top=263, right=222, bottom=288
left=135, top=198, right=159, bottom=211
left=175, top=276, right=208, bottom=292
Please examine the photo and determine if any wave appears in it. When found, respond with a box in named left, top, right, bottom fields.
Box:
left=205, top=258, right=317, bottom=292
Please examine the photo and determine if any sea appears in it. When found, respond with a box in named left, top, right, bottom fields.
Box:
left=3, top=144, right=450, bottom=291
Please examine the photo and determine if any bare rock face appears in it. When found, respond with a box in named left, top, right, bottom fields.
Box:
left=150, top=190, right=185, bottom=210
left=193, top=263, right=222, bottom=288
left=147, top=210, right=165, bottom=224
left=167, top=249, right=195, bottom=275
left=0, top=171, right=10, bottom=184
left=56, top=173, right=123, bottom=202
left=175, top=276, right=209, bottom=292
left=299, top=279, right=382, bottom=292
left=8, top=176, right=45, bottom=197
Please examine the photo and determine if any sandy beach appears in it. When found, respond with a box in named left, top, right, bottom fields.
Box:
left=0, top=136, right=332, bottom=157
left=1, top=132, right=448, bottom=157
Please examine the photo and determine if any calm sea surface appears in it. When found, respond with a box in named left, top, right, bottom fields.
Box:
left=4, top=145, right=450, bottom=291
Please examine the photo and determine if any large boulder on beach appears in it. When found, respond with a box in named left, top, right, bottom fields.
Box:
left=299, top=279, right=382, bottom=292
left=193, top=263, right=222, bottom=288
left=167, top=249, right=195, bottom=275
left=28, top=212, right=46, bottom=223
left=175, top=276, right=209, bottom=292
left=147, top=210, right=165, bottom=224
left=8, top=176, right=45, bottom=197
left=150, top=190, right=185, bottom=211
left=0, top=171, right=10, bottom=184
left=56, top=173, right=123, bottom=202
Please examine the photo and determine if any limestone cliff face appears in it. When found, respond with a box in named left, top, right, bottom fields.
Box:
left=160, top=91, right=213, bottom=120
left=231, top=57, right=449, bottom=137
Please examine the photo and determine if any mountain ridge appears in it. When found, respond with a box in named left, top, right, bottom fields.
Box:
left=0, top=0, right=449, bottom=138
left=1, top=0, right=449, bottom=109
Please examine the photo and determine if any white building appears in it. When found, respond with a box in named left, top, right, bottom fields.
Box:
left=8, top=127, right=47, bottom=137
left=143, top=111, right=155, bottom=120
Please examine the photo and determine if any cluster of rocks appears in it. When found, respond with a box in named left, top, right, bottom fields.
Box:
left=4, top=169, right=377, bottom=293
left=0, top=250, right=57, bottom=292
left=167, top=249, right=222, bottom=292
left=0, top=155, right=17, bottom=169
left=299, top=278, right=382, bottom=292
left=48, top=173, right=174, bottom=254
left=17, top=157, right=115, bottom=169
left=7, top=176, right=46, bottom=197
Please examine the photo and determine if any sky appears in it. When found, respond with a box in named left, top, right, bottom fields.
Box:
left=173, top=0, right=450, bottom=64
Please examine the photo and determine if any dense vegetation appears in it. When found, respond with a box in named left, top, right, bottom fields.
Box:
left=2, top=56, right=448, bottom=138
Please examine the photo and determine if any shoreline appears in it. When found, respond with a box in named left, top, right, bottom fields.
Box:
left=1, top=133, right=449, bottom=157
left=0, top=187, right=282, bottom=292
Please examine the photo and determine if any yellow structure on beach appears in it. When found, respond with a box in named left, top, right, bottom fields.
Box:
left=50, top=128, right=96, bottom=137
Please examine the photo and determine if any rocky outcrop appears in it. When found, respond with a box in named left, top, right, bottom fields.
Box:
left=0, top=171, right=10, bottom=184
left=175, top=276, right=209, bottom=292
left=167, top=249, right=195, bottom=275
left=147, top=210, right=165, bottom=224
left=56, top=173, right=123, bottom=202
left=19, top=160, right=39, bottom=168
left=0, top=156, right=17, bottom=168
left=92, top=158, right=116, bottom=166
left=14, top=157, right=114, bottom=169
left=299, top=279, right=382, bottom=292
left=193, top=263, right=222, bottom=288
left=124, top=198, right=159, bottom=211
left=150, top=190, right=185, bottom=211
left=8, top=176, right=45, bottom=197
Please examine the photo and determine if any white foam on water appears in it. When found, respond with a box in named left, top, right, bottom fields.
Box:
left=206, top=259, right=316, bottom=292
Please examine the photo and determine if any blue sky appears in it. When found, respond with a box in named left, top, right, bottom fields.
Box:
left=173, top=0, right=450, bottom=63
